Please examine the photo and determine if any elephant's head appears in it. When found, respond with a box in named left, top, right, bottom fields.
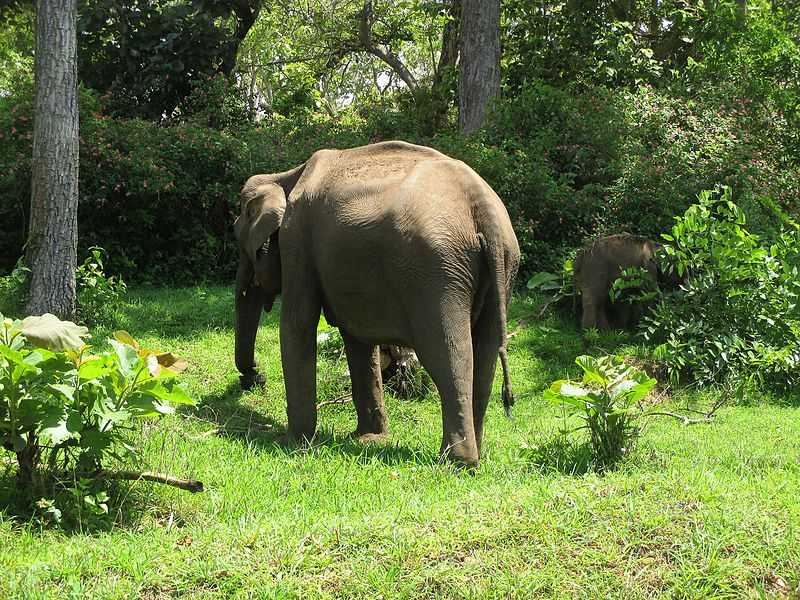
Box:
left=234, top=175, right=287, bottom=306
left=233, top=175, right=287, bottom=389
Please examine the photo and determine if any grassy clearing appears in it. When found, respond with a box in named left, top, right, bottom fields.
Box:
left=1, top=285, right=799, bottom=599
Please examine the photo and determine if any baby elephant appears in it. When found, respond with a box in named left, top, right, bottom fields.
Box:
left=574, top=234, right=662, bottom=330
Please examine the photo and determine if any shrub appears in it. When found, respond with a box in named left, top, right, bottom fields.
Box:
left=643, top=187, right=800, bottom=389
left=0, top=248, right=126, bottom=327
left=0, top=259, right=29, bottom=316
left=545, top=354, right=656, bottom=469
left=0, top=315, right=194, bottom=487
left=75, top=247, right=127, bottom=326
left=607, top=86, right=800, bottom=239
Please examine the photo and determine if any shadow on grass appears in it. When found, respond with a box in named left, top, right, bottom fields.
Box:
left=520, top=435, right=593, bottom=476
left=0, top=466, right=160, bottom=535
left=104, top=286, right=280, bottom=340
left=195, top=381, right=427, bottom=466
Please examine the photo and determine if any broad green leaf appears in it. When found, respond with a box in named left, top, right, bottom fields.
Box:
left=79, top=357, right=110, bottom=380
left=526, top=271, right=560, bottom=290
left=22, top=350, right=48, bottom=367
left=21, top=314, right=89, bottom=352
left=113, top=330, right=139, bottom=350
left=624, top=378, right=657, bottom=403
left=48, top=384, right=76, bottom=402
left=138, top=380, right=195, bottom=405
left=109, top=339, right=140, bottom=379
left=0, top=344, right=25, bottom=367
left=39, top=407, right=81, bottom=445
left=126, top=395, right=174, bottom=417
left=558, top=382, right=590, bottom=398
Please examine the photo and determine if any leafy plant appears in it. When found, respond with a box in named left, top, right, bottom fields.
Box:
left=526, top=258, right=575, bottom=315
left=545, top=355, right=656, bottom=469
left=609, top=266, right=659, bottom=304
left=0, top=313, right=193, bottom=486
left=0, top=258, right=29, bottom=315
left=75, top=247, right=127, bottom=326
left=643, top=186, right=800, bottom=389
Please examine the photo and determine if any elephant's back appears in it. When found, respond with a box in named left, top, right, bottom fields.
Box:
left=297, top=141, right=450, bottom=197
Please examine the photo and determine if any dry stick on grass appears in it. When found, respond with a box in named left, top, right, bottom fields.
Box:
left=97, top=470, right=204, bottom=493
left=317, top=394, right=352, bottom=409
left=646, top=393, right=728, bottom=425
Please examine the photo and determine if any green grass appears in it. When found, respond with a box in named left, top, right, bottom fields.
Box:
left=1, top=285, right=799, bottom=599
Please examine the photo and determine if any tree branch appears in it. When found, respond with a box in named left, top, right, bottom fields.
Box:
left=645, top=393, right=727, bottom=425
left=97, top=470, right=204, bottom=493
left=357, top=0, right=418, bottom=92
left=644, top=412, right=715, bottom=425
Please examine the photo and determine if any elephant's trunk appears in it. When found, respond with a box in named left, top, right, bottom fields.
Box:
left=235, top=255, right=266, bottom=390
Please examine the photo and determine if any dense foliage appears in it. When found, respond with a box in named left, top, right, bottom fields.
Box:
left=2, top=79, right=797, bottom=283
left=643, top=187, right=800, bottom=389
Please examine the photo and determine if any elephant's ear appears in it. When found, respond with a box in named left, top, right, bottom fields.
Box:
left=242, top=182, right=286, bottom=267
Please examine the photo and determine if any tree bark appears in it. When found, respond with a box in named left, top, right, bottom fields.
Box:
left=430, top=0, right=462, bottom=131
left=26, top=0, right=79, bottom=319
left=458, top=0, right=500, bottom=135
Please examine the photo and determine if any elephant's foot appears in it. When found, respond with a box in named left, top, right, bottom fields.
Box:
left=353, top=406, right=388, bottom=439
left=275, top=431, right=316, bottom=449
left=439, top=437, right=479, bottom=470
left=352, top=431, right=388, bottom=444
left=239, top=370, right=266, bottom=391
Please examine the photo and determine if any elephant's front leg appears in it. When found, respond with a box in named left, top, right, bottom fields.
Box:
left=581, top=292, right=610, bottom=330
left=341, top=331, right=388, bottom=439
left=280, top=300, right=321, bottom=442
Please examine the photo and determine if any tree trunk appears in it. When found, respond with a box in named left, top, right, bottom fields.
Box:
left=458, top=0, right=500, bottom=136
left=430, top=0, right=462, bottom=132
left=26, top=0, right=79, bottom=319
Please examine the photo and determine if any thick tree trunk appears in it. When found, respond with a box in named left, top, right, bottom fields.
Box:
left=26, top=0, right=79, bottom=319
left=458, top=0, right=500, bottom=136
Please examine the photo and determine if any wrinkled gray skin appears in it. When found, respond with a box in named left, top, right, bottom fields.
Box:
left=234, top=141, right=520, bottom=467
left=574, top=234, right=660, bottom=330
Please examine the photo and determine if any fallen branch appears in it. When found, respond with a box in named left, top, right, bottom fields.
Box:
left=97, top=470, right=204, bottom=493
left=188, top=427, right=222, bottom=440
left=317, top=394, right=352, bottom=409
left=644, top=411, right=715, bottom=425
left=645, top=394, right=727, bottom=425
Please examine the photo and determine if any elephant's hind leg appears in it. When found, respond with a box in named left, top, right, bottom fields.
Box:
left=471, top=309, right=501, bottom=455
left=413, top=311, right=478, bottom=467
left=342, top=331, right=388, bottom=439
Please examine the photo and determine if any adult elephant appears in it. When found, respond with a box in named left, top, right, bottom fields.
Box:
left=234, top=141, right=520, bottom=466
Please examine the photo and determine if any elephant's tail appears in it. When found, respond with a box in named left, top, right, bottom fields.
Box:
left=478, top=231, right=515, bottom=419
